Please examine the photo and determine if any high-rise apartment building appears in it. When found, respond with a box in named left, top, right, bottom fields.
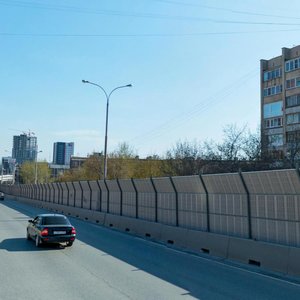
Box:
left=53, top=142, right=74, bottom=165
left=12, top=133, right=37, bottom=164
left=261, top=45, right=300, bottom=159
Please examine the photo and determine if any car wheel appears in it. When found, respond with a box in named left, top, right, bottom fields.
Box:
left=35, top=235, right=41, bottom=247
left=66, top=241, right=73, bottom=247
left=26, top=230, right=31, bottom=240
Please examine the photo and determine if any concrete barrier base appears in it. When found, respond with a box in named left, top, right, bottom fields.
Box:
left=89, top=211, right=106, bottom=226
left=104, top=214, right=121, bottom=229
left=186, top=229, right=230, bottom=258
left=118, top=217, right=163, bottom=241
left=227, top=237, right=290, bottom=274
left=287, top=246, right=300, bottom=276
left=160, top=225, right=189, bottom=248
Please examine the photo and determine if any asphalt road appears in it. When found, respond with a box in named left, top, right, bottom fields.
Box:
left=0, top=197, right=300, bottom=300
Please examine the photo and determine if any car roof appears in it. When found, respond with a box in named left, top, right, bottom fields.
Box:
left=36, top=214, right=67, bottom=218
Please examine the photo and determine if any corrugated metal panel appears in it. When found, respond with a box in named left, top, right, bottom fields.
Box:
left=151, top=177, right=176, bottom=225
left=209, top=194, right=247, bottom=216
left=72, top=182, right=82, bottom=208
left=98, top=180, right=108, bottom=212
left=52, top=183, right=59, bottom=204
left=119, top=179, right=136, bottom=217
left=243, top=169, right=300, bottom=194
left=60, top=182, right=68, bottom=206
left=157, top=192, right=176, bottom=226
left=40, top=184, right=45, bottom=201
left=42, top=184, right=48, bottom=202
left=171, top=175, right=206, bottom=193
left=36, top=184, right=41, bottom=200
left=152, top=177, right=174, bottom=193
left=80, top=181, right=91, bottom=210
left=118, top=179, right=135, bottom=192
left=105, top=180, right=120, bottom=192
left=40, top=184, right=46, bottom=201
left=251, top=218, right=300, bottom=247
left=210, top=215, right=248, bottom=238
left=134, top=178, right=156, bottom=221
left=66, top=182, right=75, bottom=206
left=89, top=181, right=101, bottom=211
left=286, top=195, right=297, bottom=221
left=178, top=193, right=207, bottom=230
left=138, top=192, right=156, bottom=222
left=118, top=179, right=136, bottom=218
left=202, top=173, right=246, bottom=194
left=49, top=183, right=55, bottom=203
left=133, top=178, right=155, bottom=193
left=105, top=180, right=121, bottom=215
left=122, top=192, right=136, bottom=218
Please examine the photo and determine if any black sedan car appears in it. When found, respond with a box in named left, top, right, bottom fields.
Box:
left=27, top=214, right=76, bottom=247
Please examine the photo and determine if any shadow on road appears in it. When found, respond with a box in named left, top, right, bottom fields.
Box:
left=0, top=237, right=63, bottom=252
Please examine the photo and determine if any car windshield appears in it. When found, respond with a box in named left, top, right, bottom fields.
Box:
left=42, top=216, right=70, bottom=225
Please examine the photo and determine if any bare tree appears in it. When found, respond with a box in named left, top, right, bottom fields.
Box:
left=286, top=131, right=300, bottom=167
left=165, top=140, right=204, bottom=176
left=201, top=139, right=221, bottom=160
left=108, top=142, right=138, bottom=179
left=217, top=124, right=247, bottom=160
left=242, top=127, right=261, bottom=161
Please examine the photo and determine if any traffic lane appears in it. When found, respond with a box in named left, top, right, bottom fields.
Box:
left=0, top=200, right=195, bottom=300
left=1, top=199, right=300, bottom=300
left=70, top=218, right=300, bottom=300
left=0, top=202, right=133, bottom=300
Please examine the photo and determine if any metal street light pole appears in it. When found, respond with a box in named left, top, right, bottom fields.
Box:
left=0, top=167, right=4, bottom=184
left=82, top=80, right=132, bottom=180
left=35, top=150, right=42, bottom=184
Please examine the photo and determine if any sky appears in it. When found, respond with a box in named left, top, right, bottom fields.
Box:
left=1, top=0, right=300, bottom=161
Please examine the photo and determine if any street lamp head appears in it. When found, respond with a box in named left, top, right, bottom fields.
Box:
left=82, top=79, right=89, bottom=83
left=126, top=84, right=132, bottom=87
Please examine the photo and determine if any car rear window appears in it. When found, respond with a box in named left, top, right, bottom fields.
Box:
left=42, top=216, right=70, bottom=225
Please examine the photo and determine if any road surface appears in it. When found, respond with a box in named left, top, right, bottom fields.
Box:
left=0, top=197, right=300, bottom=300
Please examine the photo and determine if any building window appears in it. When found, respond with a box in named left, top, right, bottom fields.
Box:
left=263, top=68, right=282, bottom=82
left=264, top=117, right=283, bottom=128
left=287, top=113, right=300, bottom=124
left=268, top=134, right=283, bottom=147
left=286, top=77, right=300, bottom=90
left=286, top=94, right=300, bottom=107
left=285, top=57, right=300, bottom=72
left=263, top=85, right=282, bottom=96
left=263, top=101, right=283, bottom=118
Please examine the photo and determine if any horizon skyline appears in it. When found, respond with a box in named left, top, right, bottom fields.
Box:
left=5, top=121, right=259, bottom=163
left=1, top=1, right=300, bottom=161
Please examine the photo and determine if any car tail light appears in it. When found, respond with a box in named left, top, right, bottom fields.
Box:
left=41, top=228, right=49, bottom=236
left=71, top=227, right=76, bottom=235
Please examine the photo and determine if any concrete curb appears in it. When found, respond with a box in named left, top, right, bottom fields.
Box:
left=186, top=229, right=230, bottom=258
left=227, top=237, right=289, bottom=274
